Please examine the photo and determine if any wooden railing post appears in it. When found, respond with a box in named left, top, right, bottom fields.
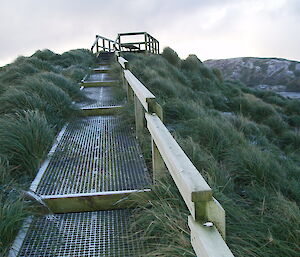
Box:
left=102, top=39, right=105, bottom=52
left=134, top=95, right=144, bottom=138
left=152, top=139, right=166, bottom=181
left=127, top=83, right=134, bottom=102
left=144, top=33, right=148, bottom=52
left=151, top=37, right=154, bottom=54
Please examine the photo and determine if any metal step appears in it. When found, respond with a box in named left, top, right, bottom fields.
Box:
left=78, top=87, right=124, bottom=116
left=93, top=66, right=110, bottom=73
left=9, top=210, right=144, bottom=257
left=85, top=73, right=114, bottom=82
left=82, top=73, right=117, bottom=87
left=30, top=116, right=151, bottom=212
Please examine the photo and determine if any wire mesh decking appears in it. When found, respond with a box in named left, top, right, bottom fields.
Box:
left=84, top=73, right=115, bottom=82
left=78, top=87, right=123, bottom=109
left=11, top=210, right=144, bottom=257
left=32, top=116, right=151, bottom=196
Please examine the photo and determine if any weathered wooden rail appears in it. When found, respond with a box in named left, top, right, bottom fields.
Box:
left=115, top=51, right=234, bottom=257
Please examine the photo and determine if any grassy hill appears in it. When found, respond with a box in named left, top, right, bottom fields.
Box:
left=0, top=49, right=96, bottom=255
left=1, top=47, right=299, bottom=256
left=123, top=48, right=300, bottom=256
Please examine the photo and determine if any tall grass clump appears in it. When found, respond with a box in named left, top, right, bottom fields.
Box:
left=0, top=88, right=46, bottom=115
left=19, top=77, right=76, bottom=125
left=131, top=173, right=195, bottom=257
left=35, top=72, right=83, bottom=100
left=161, top=47, right=181, bottom=67
left=0, top=111, right=54, bottom=176
left=52, top=49, right=96, bottom=68
left=0, top=63, right=38, bottom=85
left=0, top=194, right=29, bottom=256
left=123, top=48, right=300, bottom=256
left=61, top=64, right=89, bottom=82
left=0, top=47, right=97, bottom=254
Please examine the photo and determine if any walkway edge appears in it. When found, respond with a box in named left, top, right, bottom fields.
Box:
left=30, top=124, right=68, bottom=192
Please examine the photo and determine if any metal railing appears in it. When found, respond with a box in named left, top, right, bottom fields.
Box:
left=115, top=53, right=234, bottom=257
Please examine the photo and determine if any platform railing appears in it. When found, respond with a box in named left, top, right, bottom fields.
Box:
left=115, top=52, right=234, bottom=257
left=91, top=32, right=159, bottom=55
left=115, top=32, right=159, bottom=54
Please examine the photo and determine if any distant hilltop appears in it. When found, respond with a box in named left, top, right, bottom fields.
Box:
left=204, top=57, right=300, bottom=92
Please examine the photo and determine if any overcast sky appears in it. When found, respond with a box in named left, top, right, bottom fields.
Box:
left=1, top=0, right=300, bottom=67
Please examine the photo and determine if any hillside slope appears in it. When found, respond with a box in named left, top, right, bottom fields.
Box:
left=125, top=48, right=300, bottom=257
left=204, top=57, right=300, bottom=91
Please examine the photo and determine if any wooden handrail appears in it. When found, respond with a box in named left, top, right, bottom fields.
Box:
left=116, top=54, right=234, bottom=257
left=124, top=70, right=155, bottom=111
left=118, top=57, right=128, bottom=69
left=146, top=113, right=212, bottom=203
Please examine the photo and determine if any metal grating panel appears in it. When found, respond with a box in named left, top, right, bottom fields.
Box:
left=94, top=65, right=110, bottom=71
left=79, top=87, right=123, bottom=109
left=85, top=73, right=114, bottom=82
left=15, top=210, right=144, bottom=257
left=34, top=116, right=151, bottom=196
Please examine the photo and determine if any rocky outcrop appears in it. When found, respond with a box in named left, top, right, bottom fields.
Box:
left=204, top=57, right=300, bottom=91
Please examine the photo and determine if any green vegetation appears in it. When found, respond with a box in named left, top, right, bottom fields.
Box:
left=124, top=49, right=300, bottom=256
left=0, top=49, right=96, bottom=255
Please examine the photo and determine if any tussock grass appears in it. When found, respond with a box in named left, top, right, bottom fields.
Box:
left=0, top=63, right=38, bottom=85
left=0, top=194, right=29, bottom=255
left=53, top=49, right=96, bottom=68
left=19, top=77, right=76, bottom=125
left=61, top=64, right=89, bottom=82
left=0, top=88, right=47, bottom=115
left=130, top=173, right=195, bottom=257
left=14, top=56, right=57, bottom=73
left=31, top=49, right=58, bottom=61
left=161, top=47, right=181, bottom=67
left=177, top=114, right=244, bottom=159
left=0, top=111, right=54, bottom=176
left=124, top=48, right=300, bottom=256
left=0, top=48, right=96, bottom=255
left=35, top=72, right=83, bottom=100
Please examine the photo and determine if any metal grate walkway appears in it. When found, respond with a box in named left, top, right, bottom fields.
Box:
left=79, top=87, right=123, bottom=109
left=10, top=53, right=149, bottom=256
left=31, top=116, right=150, bottom=196
left=11, top=210, right=144, bottom=257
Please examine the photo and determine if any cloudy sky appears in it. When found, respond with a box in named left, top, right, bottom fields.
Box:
left=1, top=0, right=300, bottom=66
